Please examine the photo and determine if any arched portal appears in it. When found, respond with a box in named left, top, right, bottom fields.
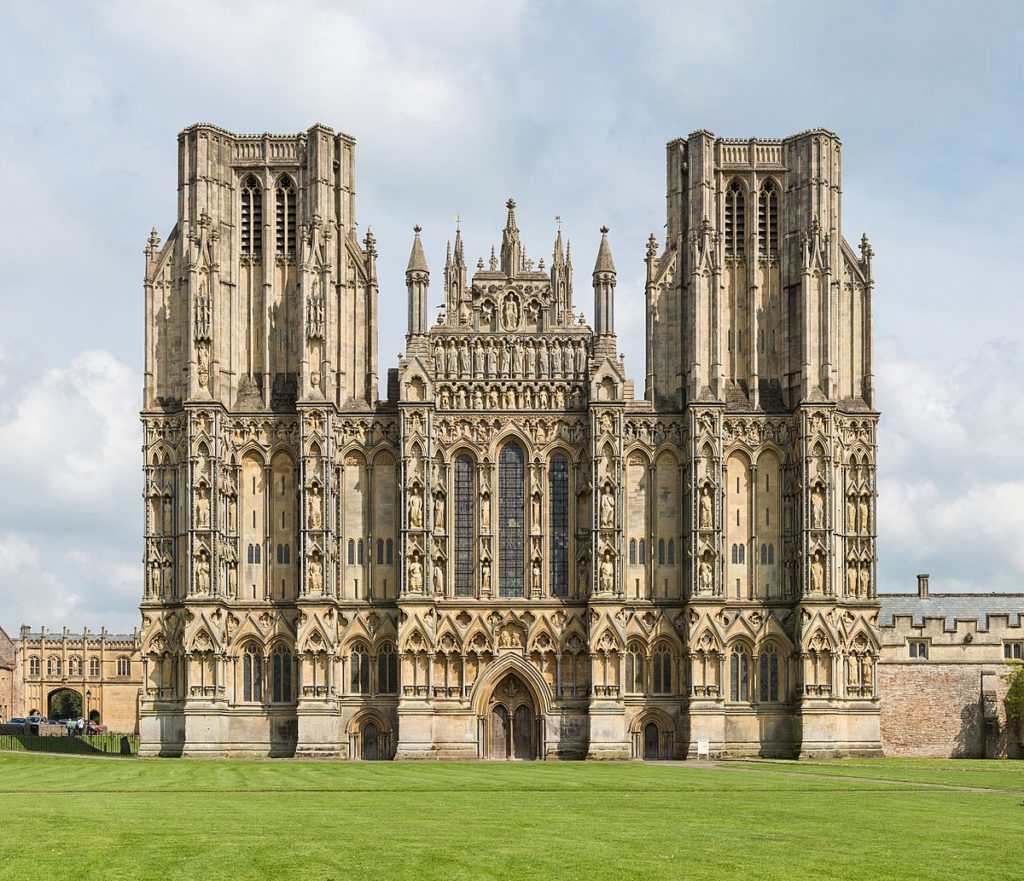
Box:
left=362, top=721, right=380, bottom=760
left=47, top=687, right=82, bottom=721
left=485, top=672, right=537, bottom=760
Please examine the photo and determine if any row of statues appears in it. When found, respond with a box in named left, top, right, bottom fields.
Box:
left=436, top=383, right=586, bottom=412
left=432, top=335, right=589, bottom=381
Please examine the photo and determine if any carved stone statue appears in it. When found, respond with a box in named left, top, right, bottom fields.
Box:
left=196, top=486, right=210, bottom=528
left=699, top=557, right=713, bottom=593
left=480, top=493, right=491, bottom=531
left=846, top=564, right=857, bottom=597
left=408, top=491, right=423, bottom=528
left=859, top=565, right=870, bottom=598
left=309, top=556, right=323, bottom=593
left=531, top=492, right=542, bottom=532
left=195, top=552, right=210, bottom=595
left=859, top=495, right=870, bottom=533
left=434, top=496, right=445, bottom=531
left=847, top=495, right=857, bottom=533
left=532, top=558, right=541, bottom=593
left=481, top=558, right=491, bottom=592
left=811, top=553, right=824, bottom=593
left=600, top=485, right=615, bottom=529
left=307, top=486, right=322, bottom=529
left=811, top=486, right=825, bottom=529
left=699, top=486, right=712, bottom=529
left=503, top=295, right=519, bottom=330
left=433, top=561, right=444, bottom=596
left=599, top=554, right=614, bottom=593
left=408, top=557, right=423, bottom=592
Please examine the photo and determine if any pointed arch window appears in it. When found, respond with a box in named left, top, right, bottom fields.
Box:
left=658, top=539, right=665, bottom=565
left=638, top=539, right=646, bottom=565
left=275, top=174, right=296, bottom=256
left=241, top=175, right=262, bottom=258
left=348, top=539, right=355, bottom=565
left=243, top=643, right=262, bottom=702
left=377, top=643, right=398, bottom=694
left=758, top=179, right=779, bottom=258
left=386, top=538, right=394, bottom=565
left=271, top=646, right=292, bottom=703
left=667, top=539, right=675, bottom=566
left=759, top=644, right=780, bottom=702
left=725, top=179, right=745, bottom=257
left=498, top=442, right=525, bottom=597
left=652, top=645, right=672, bottom=694
left=549, top=454, right=569, bottom=597
left=629, top=539, right=637, bottom=565
left=454, top=454, right=475, bottom=597
left=730, top=645, right=751, bottom=701
left=350, top=644, right=370, bottom=694
left=625, top=644, right=645, bottom=694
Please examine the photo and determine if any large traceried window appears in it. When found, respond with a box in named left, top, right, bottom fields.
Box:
left=725, top=179, right=745, bottom=257
left=498, top=441, right=525, bottom=597
left=243, top=643, right=262, bottom=702
left=271, top=646, right=292, bottom=703
left=454, top=455, right=474, bottom=597
left=549, top=454, right=569, bottom=597
left=241, top=175, right=263, bottom=258
left=377, top=643, right=398, bottom=694
left=758, top=179, right=778, bottom=258
left=275, top=174, right=296, bottom=256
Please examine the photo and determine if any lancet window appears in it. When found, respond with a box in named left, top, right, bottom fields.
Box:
left=454, top=454, right=474, bottom=597
left=498, top=442, right=525, bottom=597
left=758, top=179, right=778, bottom=257
left=549, top=454, right=569, bottom=597
left=243, top=643, right=262, bottom=702
left=271, top=646, right=292, bottom=703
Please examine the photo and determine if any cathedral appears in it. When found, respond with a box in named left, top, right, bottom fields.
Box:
left=138, top=124, right=881, bottom=759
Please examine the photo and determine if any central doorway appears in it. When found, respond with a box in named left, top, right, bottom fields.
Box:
left=486, top=673, right=536, bottom=760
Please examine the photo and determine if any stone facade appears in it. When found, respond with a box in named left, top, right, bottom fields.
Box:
left=136, top=123, right=882, bottom=759
left=13, top=626, right=142, bottom=731
left=878, top=576, right=1023, bottom=758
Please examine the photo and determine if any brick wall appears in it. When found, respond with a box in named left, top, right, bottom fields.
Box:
left=878, top=662, right=1021, bottom=758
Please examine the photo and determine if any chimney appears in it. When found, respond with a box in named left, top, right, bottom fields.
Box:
left=917, top=573, right=930, bottom=598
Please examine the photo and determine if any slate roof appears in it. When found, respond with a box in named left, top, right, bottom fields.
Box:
left=879, top=593, right=1024, bottom=630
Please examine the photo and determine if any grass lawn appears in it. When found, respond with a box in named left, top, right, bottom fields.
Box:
left=1, top=753, right=1021, bottom=881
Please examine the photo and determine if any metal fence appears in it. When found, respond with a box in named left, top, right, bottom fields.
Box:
left=0, top=732, right=139, bottom=756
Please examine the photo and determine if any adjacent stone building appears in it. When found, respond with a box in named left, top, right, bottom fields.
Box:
left=0, top=626, right=16, bottom=722
left=13, top=626, right=142, bottom=731
left=878, top=576, right=1022, bottom=758
left=136, top=124, right=882, bottom=759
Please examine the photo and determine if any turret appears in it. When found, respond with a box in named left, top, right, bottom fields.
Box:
left=550, top=223, right=574, bottom=325
left=444, top=223, right=466, bottom=323
left=406, top=225, right=429, bottom=336
left=593, top=226, right=616, bottom=338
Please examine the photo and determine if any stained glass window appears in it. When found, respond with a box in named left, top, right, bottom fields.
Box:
left=549, top=454, right=569, bottom=597
left=499, top=442, right=525, bottom=597
left=454, top=455, right=474, bottom=596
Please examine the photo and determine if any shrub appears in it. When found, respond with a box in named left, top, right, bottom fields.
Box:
left=1003, top=662, right=1024, bottom=730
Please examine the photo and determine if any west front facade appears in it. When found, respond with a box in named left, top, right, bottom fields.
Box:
left=138, top=124, right=882, bottom=759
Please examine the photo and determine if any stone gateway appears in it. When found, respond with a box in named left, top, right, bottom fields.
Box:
left=138, top=124, right=882, bottom=759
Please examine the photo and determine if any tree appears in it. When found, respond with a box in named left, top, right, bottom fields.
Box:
left=48, top=689, right=82, bottom=720
left=1003, top=662, right=1024, bottom=738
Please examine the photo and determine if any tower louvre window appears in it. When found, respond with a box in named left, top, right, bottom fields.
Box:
left=725, top=179, right=745, bottom=257
left=758, top=179, right=778, bottom=257
left=275, top=175, right=296, bottom=256
left=241, top=175, right=262, bottom=258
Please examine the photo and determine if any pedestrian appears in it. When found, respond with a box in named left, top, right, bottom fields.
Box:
left=76, top=716, right=85, bottom=736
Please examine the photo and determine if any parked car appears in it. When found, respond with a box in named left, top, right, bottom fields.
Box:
left=8, top=717, right=26, bottom=725
left=87, top=723, right=106, bottom=734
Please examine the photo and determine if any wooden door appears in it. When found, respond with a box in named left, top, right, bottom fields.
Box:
left=513, top=704, right=533, bottom=759
left=362, top=722, right=379, bottom=760
left=490, top=705, right=509, bottom=759
left=643, top=722, right=659, bottom=760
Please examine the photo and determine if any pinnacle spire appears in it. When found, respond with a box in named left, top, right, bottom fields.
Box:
left=593, top=226, right=616, bottom=275
left=406, top=224, right=428, bottom=274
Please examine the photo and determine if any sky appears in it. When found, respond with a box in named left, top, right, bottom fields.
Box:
left=0, top=0, right=1022, bottom=633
